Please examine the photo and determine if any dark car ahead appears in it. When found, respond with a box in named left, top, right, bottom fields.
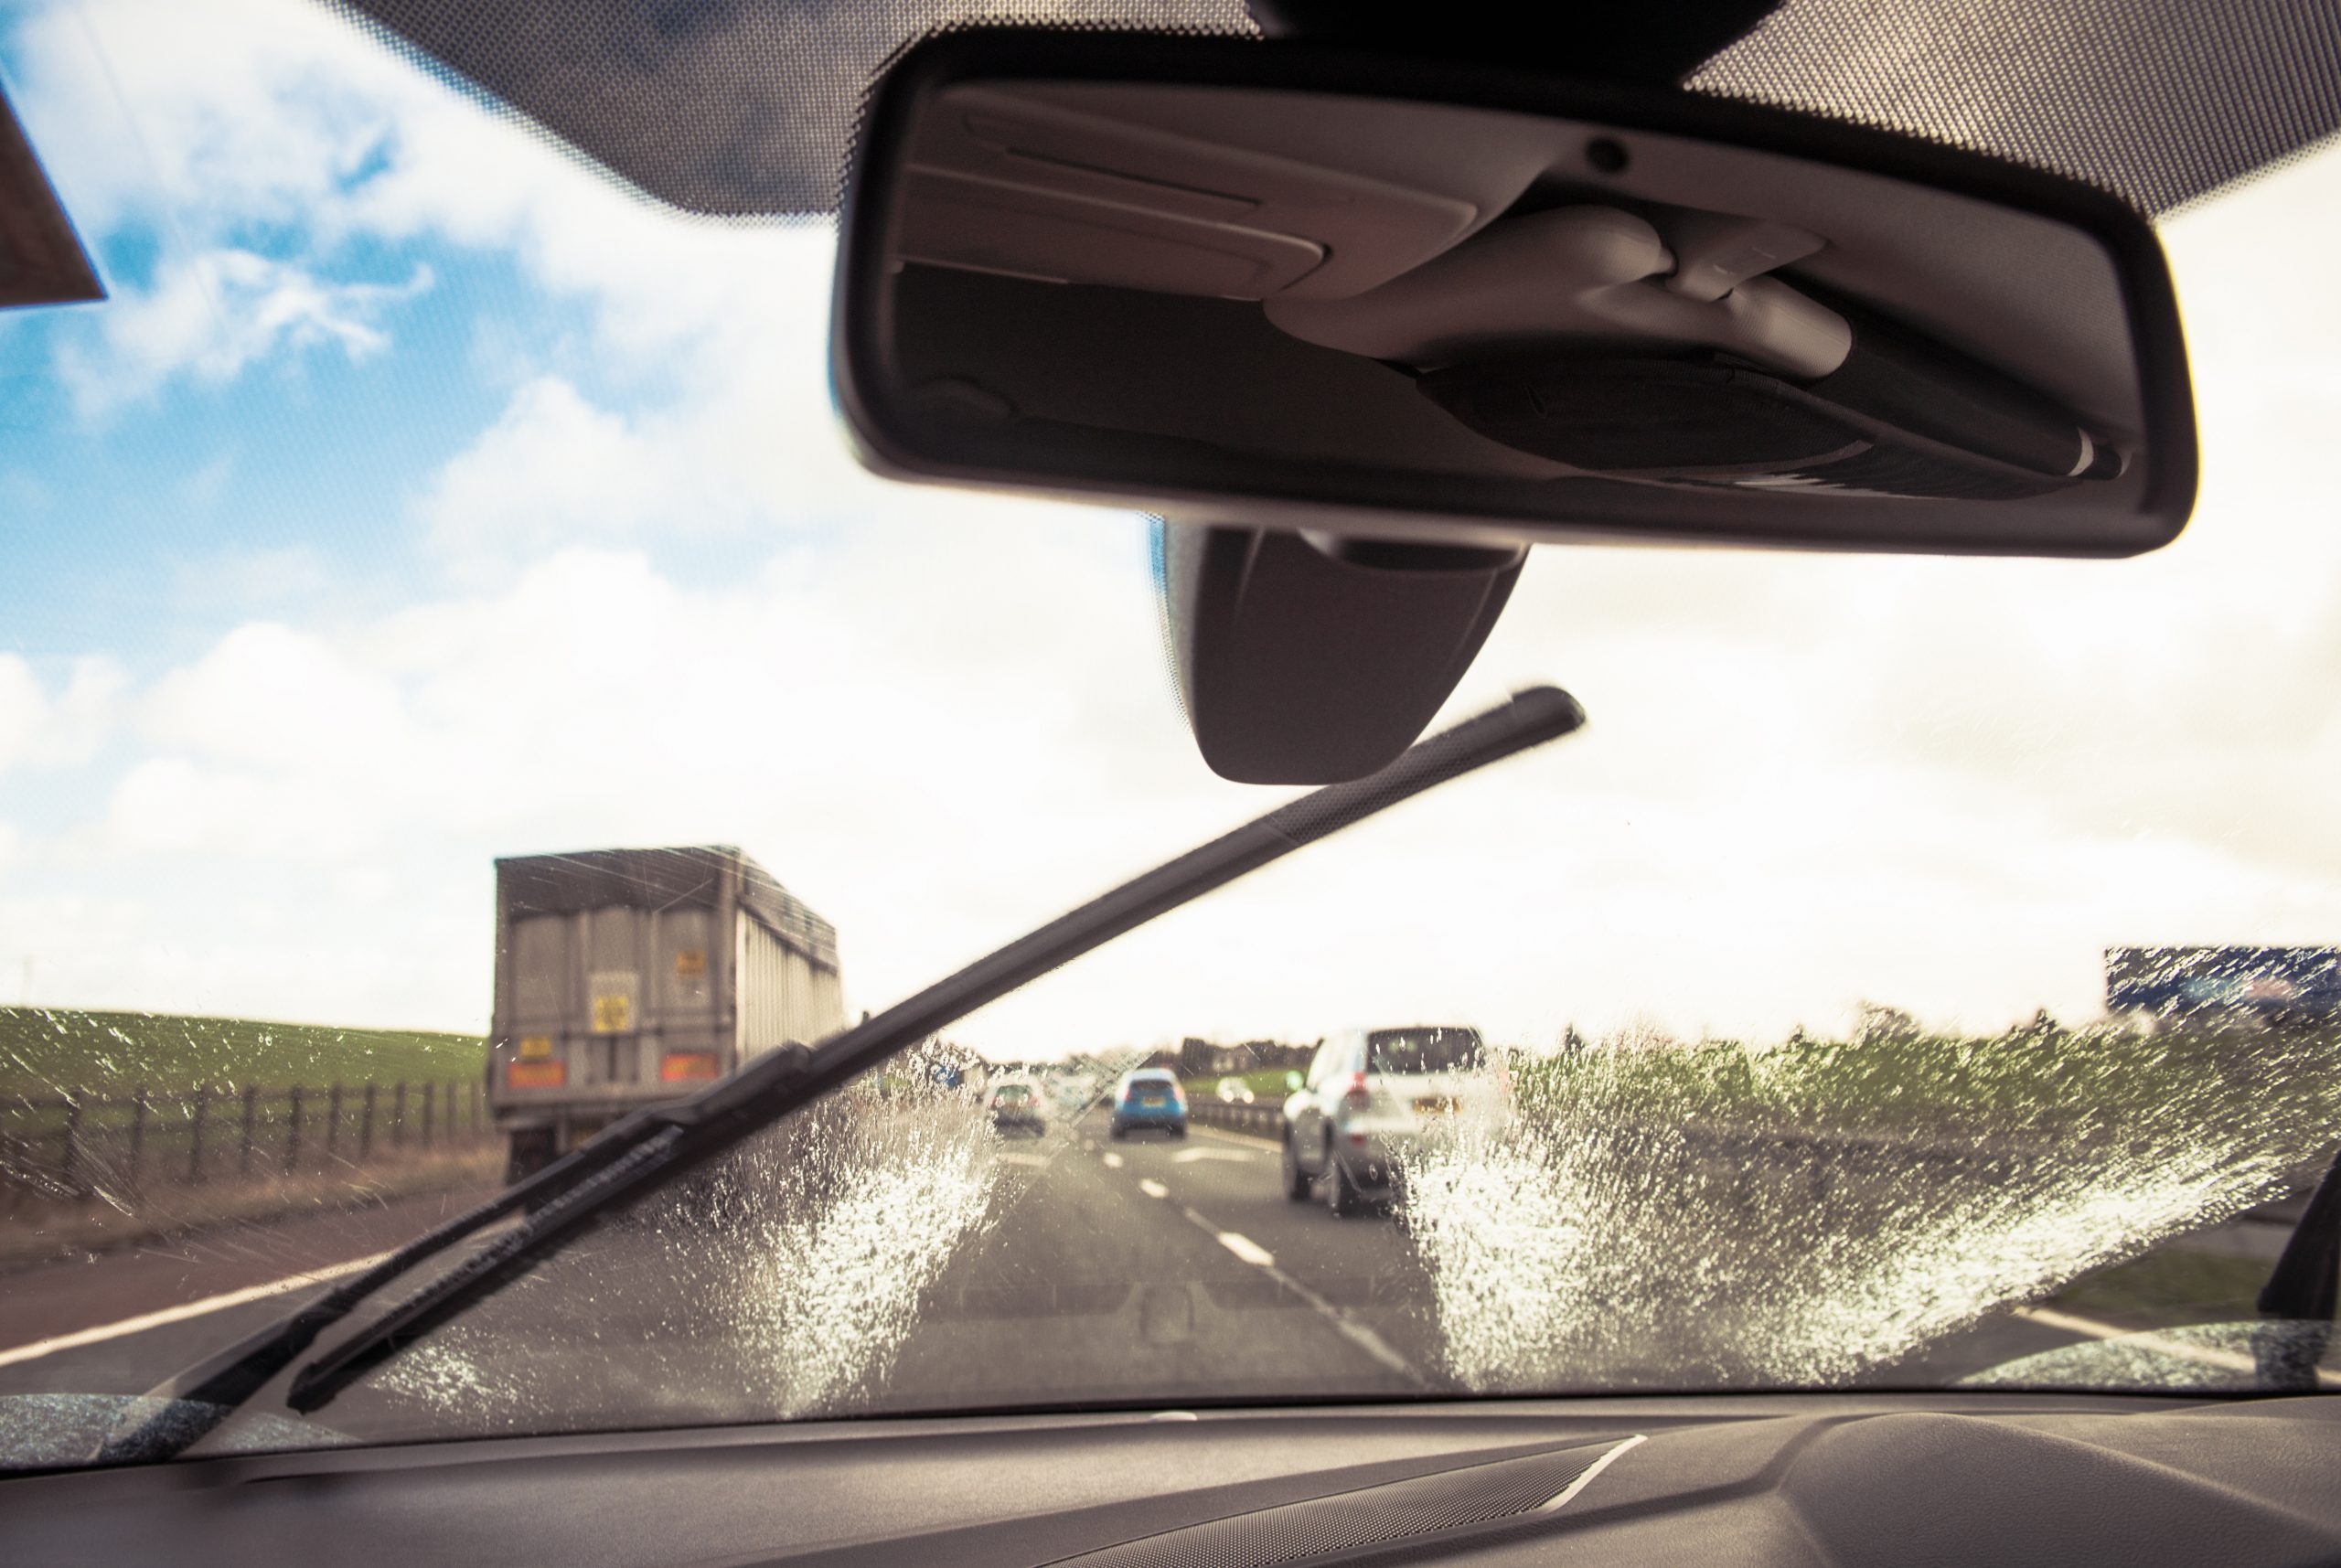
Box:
left=1108, top=1069, right=1187, bottom=1139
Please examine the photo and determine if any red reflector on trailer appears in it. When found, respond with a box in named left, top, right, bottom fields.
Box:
left=508, top=1059, right=565, bottom=1090
left=660, top=1051, right=720, bottom=1083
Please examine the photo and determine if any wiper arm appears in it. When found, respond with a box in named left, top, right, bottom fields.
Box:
left=108, top=686, right=1584, bottom=1460
left=2255, top=1141, right=2341, bottom=1390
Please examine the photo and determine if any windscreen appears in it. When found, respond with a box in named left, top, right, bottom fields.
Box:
left=1369, top=1029, right=1485, bottom=1075
left=3, top=0, right=2339, bottom=1471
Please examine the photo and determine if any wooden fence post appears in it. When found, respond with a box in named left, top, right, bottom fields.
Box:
left=60, top=1097, right=82, bottom=1193
left=359, top=1083, right=378, bottom=1162
left=187, top=1086, right=209, bottom=1184
left=326, top=1082, right=345, bottom=1160
left=285, top=1084, right=305, bottom=1172
left=393, top=1082, right=408, bottom=1148
left=239, top=1084, right=260, bottom=1176
left=128, top=1085, right=149, bottom=1188
left=421, top=1082, right=436, bottom=1148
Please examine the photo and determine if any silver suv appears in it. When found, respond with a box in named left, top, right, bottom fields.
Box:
left=1280, top=1026, right=1500, bottom=1215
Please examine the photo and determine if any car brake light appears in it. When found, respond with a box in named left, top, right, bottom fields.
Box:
left=1342, top=1071, right=1371, bottom=1113
left=660, top=1051, right=720, bottom=1083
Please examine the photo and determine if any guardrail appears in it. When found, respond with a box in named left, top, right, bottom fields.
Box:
left=1, top=1079, right=493, bottom=1209
left=1189, top=1100, right=1283, bottom=1138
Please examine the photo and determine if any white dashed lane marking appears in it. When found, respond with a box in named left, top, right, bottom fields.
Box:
left=1171, top=1147, right=1256, bottom=1164
left=1083, top=1129, right=1432, bottom=1390
left=1170, top=1206, right=1425, bottom=1386
left=1214, top=1231, right=1276, bottom=1267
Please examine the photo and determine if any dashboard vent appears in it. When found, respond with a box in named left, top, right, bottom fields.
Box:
left=1051, top=1436, right=1638, bottom=1568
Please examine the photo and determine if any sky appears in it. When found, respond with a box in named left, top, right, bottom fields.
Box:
left=3, top=0, right=2341, bottom=1058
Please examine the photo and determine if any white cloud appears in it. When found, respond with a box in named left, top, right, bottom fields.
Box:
left=11, top=0, right=422, bottom=240
left=418, top=377, right=680, bottom=571
left=59, top=247, right=432, bottom=413
left=0, top=656, right=127, bottom=773
left=12, top=0, right=2341, bottom=1054
left=141, top=621, right=411, bottom=773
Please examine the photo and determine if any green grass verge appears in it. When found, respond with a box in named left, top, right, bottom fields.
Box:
left=1182, top=1069, right=1298, bottom=1100
left=1508, top=1019, right=2341, bottom=1143
left=2048, top=1245, right=2274, bottom=1329
left=0, top=1007, right=486, bottom=1097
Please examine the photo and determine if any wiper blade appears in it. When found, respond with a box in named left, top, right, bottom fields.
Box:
left=109, top=685, right=1585, bottom=1460
left=2255, top=1141, right=2341, bottom=1391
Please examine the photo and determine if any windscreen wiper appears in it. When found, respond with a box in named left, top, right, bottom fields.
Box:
left=103, top=685, right=1585, bottom=1464
left=2255, top=1142, right=2341, bottom=1390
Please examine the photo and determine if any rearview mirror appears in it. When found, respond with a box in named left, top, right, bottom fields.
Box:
left=835, top=31, right=2193, bottom=560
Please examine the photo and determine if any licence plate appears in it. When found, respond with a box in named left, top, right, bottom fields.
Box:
left=1414, top=1096, right=1459, bottom=1115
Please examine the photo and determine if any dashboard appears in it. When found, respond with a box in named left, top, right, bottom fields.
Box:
left=4, top=1392, right=2337, bottom=1566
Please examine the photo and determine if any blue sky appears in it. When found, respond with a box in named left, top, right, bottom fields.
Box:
left=5, top=0, right=2341, bottom=1055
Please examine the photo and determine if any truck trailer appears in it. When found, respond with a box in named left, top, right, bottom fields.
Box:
left=486, top=845, right=845, bottom=1180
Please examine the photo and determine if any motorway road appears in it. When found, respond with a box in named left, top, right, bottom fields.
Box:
left=0, top=1187, right=498, bottom=1399
left=873, top=1110, right=2099, bottom=1407
left=0, top=1107, right=2237, bottom=1428
left=875, top=1114, right=1438, bottom=1407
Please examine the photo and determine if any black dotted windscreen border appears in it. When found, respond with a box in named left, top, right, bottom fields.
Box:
left=338, top=1, right=2336, bottom=219
left=1693, top=0, right=2341, bottom=213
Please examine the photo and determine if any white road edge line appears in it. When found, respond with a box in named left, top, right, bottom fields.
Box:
left=1215, top=1232, right=1275, bottom=1267
left=2015, top=1306, right=2341, bottom=1389
left=1536, top=1434, right=1648, bottom=1511
left=0, top=1249, right=399, bottom=1370
left=1138, top=1179, right=1170, bottom=1199
left=1169, top=1202, right=1430, bottom=1389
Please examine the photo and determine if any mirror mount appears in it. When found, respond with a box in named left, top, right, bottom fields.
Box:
left=1159, top=520, right=1523, bottom=784
left=1245, top=1, right=1781, bottom=87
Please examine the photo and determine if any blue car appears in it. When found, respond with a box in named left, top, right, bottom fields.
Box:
left=1109, top=1070, right=1187, bottom=1139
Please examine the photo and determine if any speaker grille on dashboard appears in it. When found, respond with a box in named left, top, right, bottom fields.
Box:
left=1050, top=1438, right=1632, bottom=1568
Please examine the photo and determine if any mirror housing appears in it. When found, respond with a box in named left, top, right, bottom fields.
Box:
left=1159, top=522, right=1523, bottom=783
left=835, top=29, right=2195, bottom=560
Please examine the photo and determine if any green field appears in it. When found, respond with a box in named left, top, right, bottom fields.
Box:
left=2050, top=1245, right=2272, bottom=1328
left=1182, top=1068, right=1299, bottom=1100
left=1507, top=1016, right=2341, bottom=1143
left=0, top=1007, right=486, bottom=1097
